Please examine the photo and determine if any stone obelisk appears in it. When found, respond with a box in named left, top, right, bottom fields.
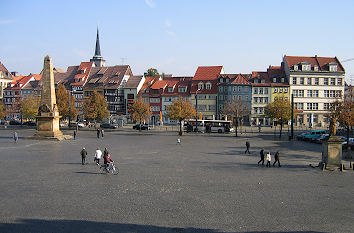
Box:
left=34, top=55, right=63, bottom=139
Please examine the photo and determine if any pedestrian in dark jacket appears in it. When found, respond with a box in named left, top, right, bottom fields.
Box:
left=245, top=141, right=250, bottom=154
left=97, top=129, right=100, bottom=139
left=104, top=147, right=109, bottom=156
left=13, top=131, right=18, bottom=143
left=81, top=147, right=87, bottom=165
left=73, top=130, right=77, bottom=140
left=273, top=150, right=281, bottom=167
left=101, top=129, right=104, bottom=138
left=258, top=148, right=265, bottom=165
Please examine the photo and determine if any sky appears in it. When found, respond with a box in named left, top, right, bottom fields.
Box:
left=1, top=0, right=354, bottom=84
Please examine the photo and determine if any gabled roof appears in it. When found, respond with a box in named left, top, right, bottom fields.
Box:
left=161, top=79, right=191, bottom=96
left=193, top=66, right=223, bottom=81
left=85, top=65, right=131, bottom=89
left=284, top=55, right=344, bottom=72
left=7, top=74, right=42, bottom=90
left=218, top=74, right=252, bottom=85
left=124, top=75, right=144, bottom=89
left=150, top=80, right=168, bottom=89
left=138, top=77, right=160, bottom=95
left=232, top=74, right=252, bottom=85
left=0, top=61, right=13, bottom=80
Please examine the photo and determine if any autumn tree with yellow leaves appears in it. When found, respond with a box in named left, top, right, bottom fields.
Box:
left=166, top=98, right=196, bottom=136
left=83, top=91, right=110, bottom=122
left=20, top=95, right=40, bottom=120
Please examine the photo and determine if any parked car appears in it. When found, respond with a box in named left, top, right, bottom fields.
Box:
left=133, top=124, right=150, bottom=130
left=342, top=138, right=354, bottom=150
left=302, top=130, right=327, bottom=141
left=100, top=123, right=117, bottom=129
left=315, top=134, right=329, bottom=144
left=69, top=122, right=85, bottom=128
left=22, top=121, right=36, bottom=126
left=9, top=120, right=22, bottom=125
left=296, top=132, right=308, bottom=141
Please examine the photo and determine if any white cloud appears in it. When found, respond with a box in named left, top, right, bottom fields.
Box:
left=145, top=0, right=155, bottom=8
left=164, top=19, right=172, bottom=28
left=0, top=19, right=15, bottom=25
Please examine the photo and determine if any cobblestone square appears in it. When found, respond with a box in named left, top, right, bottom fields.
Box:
left=0, top=128, right=353, bottom=233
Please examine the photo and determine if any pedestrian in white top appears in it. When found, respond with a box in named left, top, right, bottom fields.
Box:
left=95, top=147, right=102, bottom=165
left=266, top=152, right=271, bottom=167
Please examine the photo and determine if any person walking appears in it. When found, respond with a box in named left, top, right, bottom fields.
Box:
left=258, top=123, right=261, bottom=133
left=273, top=150, right=281, bottom=167
left=104, top=147, right=109, bottom=157
left=73, top=130, right=77, bottom=140
left=96, top=129, right=100, bottom=139
left=101, top=129, right=104, bottom=138
left=80, top=147, right=87, bottom=165
left=94, top=147, right=102, bottom=165
left=266, top=151, right=272, bottom=167
left=258, top=148, right=265, bottom=165
left=13, top=131, right=18, bottom=143
left=245, top=141, right=250, bottom=154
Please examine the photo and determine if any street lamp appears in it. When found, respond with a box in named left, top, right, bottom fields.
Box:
left=195, top=88, right=201, bottom=132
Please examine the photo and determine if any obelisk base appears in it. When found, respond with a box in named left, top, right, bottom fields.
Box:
left=321, top=136, right=343, bottom=169
left=29, top=116, right=72, bottom=141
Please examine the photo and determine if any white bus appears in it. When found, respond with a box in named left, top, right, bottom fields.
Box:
left=183, top=119, right=234, bottom=133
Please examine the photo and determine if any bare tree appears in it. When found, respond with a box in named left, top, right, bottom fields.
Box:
left=222, top=99, right=250, bottom=137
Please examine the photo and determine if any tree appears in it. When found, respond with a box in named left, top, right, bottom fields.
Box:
left=222, top=99, right=250, bottom=137
left=327, top=88, right=354, bottom=150
left=265, top=98, right=295, bottom=138
left=83, top=91, right=110, bottom=122
left=144, top=68, right=159, bottom=77
left=0, top=101, right=6, bottom=120
left=20, top=95, right=40, bottom=120
left=129, top=97, right=151, bottom=132
left=56, top=84, right=78, bottom=121
left=166, top=98, right=196, bottom=136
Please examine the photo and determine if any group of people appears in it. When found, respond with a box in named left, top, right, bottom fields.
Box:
left=245, top=141, right=281, bottom=167
left=258, top=148, right=281, bottom=167
left=80, top=147, right=114, bottom=172
left=96, top=129, right=104, bottom=138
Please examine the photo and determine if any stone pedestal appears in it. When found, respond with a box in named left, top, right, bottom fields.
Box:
left=35, top=115, right=62, bottom=138
left=322, top=136, right=343, bottom=169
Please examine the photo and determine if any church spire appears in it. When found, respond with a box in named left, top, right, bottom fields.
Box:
left=94, top=27, right=101, bottom=57
left=90, top=27, right=105, bottom=67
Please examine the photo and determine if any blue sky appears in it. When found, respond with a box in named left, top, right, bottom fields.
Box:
left=1, top=0, right=353, bottom=83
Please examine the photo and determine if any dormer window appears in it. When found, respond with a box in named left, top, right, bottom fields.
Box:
left=206, top=82, right=212, bottom=90
left=168, top=87, right=174, bottom=93
left=302, top=64, right=311, bottom=71
left=198, top=82, right=204, bottom=90
left=261, top=79, right=265, bottom=84
left=314, top=66, right=318, bottom=71
left=225, top=78, right=229, bottom=83
left=329, top=63, right=338, bottom=72
left=219, top=78, right=223, bottom=83
left=294, top=65, right=298, bottom=71
left=273, top=77, right=277, bottom=83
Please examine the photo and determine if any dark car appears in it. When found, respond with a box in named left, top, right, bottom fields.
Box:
left=22, top=121, right=36, bottom=126
left=133, top=124, right=150, bottom=130
left=9, top=120, right=22, bottom=125
left=100, top=123, right=117, bottom=129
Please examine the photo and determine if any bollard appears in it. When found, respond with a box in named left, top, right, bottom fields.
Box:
left=340, top=164, right=344, bottom=171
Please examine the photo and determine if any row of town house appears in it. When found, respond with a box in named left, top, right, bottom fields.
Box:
left=0, top=30, right=347, bottom=127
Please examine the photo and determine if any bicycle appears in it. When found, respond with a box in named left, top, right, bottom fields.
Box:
left=97, top=162, right=119, bottom=175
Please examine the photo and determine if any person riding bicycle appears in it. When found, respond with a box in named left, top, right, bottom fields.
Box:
left=103, top=153, right=114, bottom=172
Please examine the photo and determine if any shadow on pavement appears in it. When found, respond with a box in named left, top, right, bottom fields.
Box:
left=0, top=218, right=327, bottom=233
left=73, top=171, right=103, bottom=175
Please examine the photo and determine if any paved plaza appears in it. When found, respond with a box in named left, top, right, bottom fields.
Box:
left=0, top=128, right=353, bottom=233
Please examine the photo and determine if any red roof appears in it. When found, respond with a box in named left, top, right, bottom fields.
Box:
left=161, top=79, right=191, bottom=96
left=284, top=55, right=344, bottom=72
left=231, top=74, right=252, bottom=85
left=150, top=80, right=168, bottom=89
left=193, top=66, right=223, bottom=81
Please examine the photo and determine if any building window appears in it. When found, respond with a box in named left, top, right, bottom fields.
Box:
left=198, top=82, right=204, bottom=90
left=225, top=78, right=229, bottom=83
left=295, top=103, right=304, bottom=110
left=315, top=78, right=319, bottom=85
left=324, top=103, right=330, bottom=110
left=284, top=88, right=288, bottom=93
left=307, top=78, right=312, bottom=85
left=294, top=65, right=298, bottom=71
left=178, top=87, right=186, bottom=92
left=330, top=78, right=335, bottom=85
left=329, top=65, right=337, bottom=72
left=299, top=90, right=304, bottom=97
left=324, top=78, right=329, bottom=85
left=307, top=103, right=313, bottom=110
left=168, top=87, right=173, bottom=93
left=300, top=77, right=304, bottom=85
left=273, top=77, right=277, bottom=83
left=337, top=78, right=342, bottom=86
left=206, top=82, right=212, bottom=90
left=219, top=95, right=223, bottom=100
left=264, top=88, right=268, bottom=94
left=274, top=88, right=278, bottom=93
left=254, top=88, right=258, bottom=94
left=245, top=95, right=249, bottom=100
left=314, top=66, right=318, bottom=71
left=264, top=98, right=268, bottom=104
left=253, top=107, right=258, bottom=114
left=313, top=103, right=318, bottom=110
left=218, top=86, right=223, bottom=92
left=219, top=78, right=223, bottom=83
left=324, top=90, right=329, bottom=98
left=307, top=90, right=313, bottom=97
left=253, top=97, right=258, bottom=103
left=292, top=77, right=297, bottom=84
left=259, top=88, right=263, bottom=94
left=313, top=90, right=319, bottom=97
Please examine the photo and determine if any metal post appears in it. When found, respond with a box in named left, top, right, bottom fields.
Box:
left=68, top=91, right=71, bottom=127
left=291, top=93, right=294, bottom=140
left=195, top=91, right=198, bottom=132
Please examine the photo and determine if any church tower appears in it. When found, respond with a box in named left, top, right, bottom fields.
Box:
left=90, top=28, right=106, bottom=67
